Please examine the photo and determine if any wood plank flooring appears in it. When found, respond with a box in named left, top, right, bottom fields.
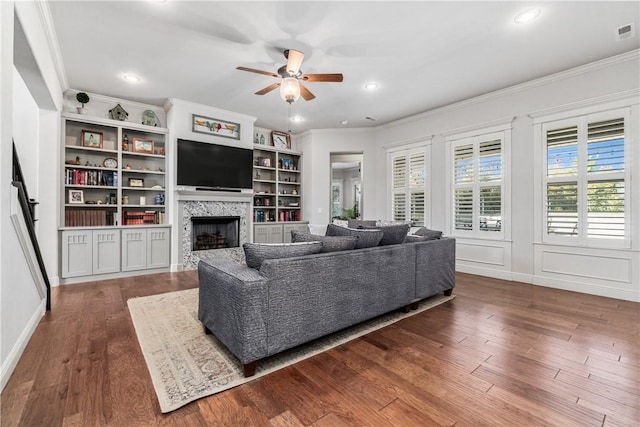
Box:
left=1, top=271, right=638, bottom=426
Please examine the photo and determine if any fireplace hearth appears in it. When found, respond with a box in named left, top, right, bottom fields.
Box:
left=191, top=216, right=240, bottom=251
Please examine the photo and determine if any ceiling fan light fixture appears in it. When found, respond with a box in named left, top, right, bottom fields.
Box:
left=280, top=77, right=301, bottom=104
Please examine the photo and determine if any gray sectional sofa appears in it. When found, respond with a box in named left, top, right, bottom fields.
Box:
left=198, top=235, right=455, bottom=376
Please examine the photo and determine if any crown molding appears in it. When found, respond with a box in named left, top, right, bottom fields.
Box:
left=380, top=49, right=640, bottom=130
left=36, top=0, right=69, bottom=92
left=382, top=135, right=433, bottom=150
left=164, top=98, right=257, bottom=123
left=66, top=88, right=165, bottom=112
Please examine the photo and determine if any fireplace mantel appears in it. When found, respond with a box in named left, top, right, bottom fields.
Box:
left=176, top=188, right=253, bottom=203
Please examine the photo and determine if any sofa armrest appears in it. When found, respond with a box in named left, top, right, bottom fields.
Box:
left=197, top=258, right=269, bottom=364
left=414, top=237, right=456, bottom=298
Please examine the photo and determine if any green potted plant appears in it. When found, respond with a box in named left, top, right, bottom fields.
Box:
left=76, top=92, right=90, bottom=115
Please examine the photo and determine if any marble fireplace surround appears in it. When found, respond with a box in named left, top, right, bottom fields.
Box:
left=177, top=190, right=252, bottom=270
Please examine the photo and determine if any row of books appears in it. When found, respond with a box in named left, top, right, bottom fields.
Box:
left=66, top=169, right=117, bottom=187
left=122, top=211, right=165, bottom=225
left=254, top=210, right=276, bottom=222
left=279, top=210, right=301, bottom=222
left=65, top=209, right=117, bottom=227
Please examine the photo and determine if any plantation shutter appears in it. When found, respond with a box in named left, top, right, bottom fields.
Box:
left=478, top=140, right=502, bottom=231
left=546, top=125, right=579, bottom=236
left=391, top=155, right=407, bottom=221
left=586, top=118, right=625, bottom=239
left=453, top=144, right=475, bottom=231
left=409, top=152, right=425, bottom=224
left=390, top=148, right=427, bottom=225
left=543, top=113, right=626, bottom=243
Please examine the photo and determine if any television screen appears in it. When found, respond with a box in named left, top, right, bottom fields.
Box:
left=177, top=139, right=253, bottom=190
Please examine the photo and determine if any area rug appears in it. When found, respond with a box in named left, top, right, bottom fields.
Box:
left=128, top=288, right=455, bottom=413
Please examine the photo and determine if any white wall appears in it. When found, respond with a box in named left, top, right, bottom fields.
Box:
left=164, top=98, right=257, bottom=270
left=300, top=51, right=639, bottom=301
left=1, top=0, right=64, bottom=391
left=297, top=128, right=376, bottom=225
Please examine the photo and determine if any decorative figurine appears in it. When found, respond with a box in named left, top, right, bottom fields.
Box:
left=109, top=103, right=129, bottom=121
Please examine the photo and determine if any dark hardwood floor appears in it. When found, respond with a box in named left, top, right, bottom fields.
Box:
left=1, top=271, right=638, bottom=426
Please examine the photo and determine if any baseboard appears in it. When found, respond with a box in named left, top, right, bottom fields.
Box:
left=532, top=275, right=640, bottom=302
left=456, top=264, right=513, bottom=281
left=171, top=263, right=184, bottom=273
left=49, top=275, right=60, bottom=287
left=511, top=273, right=534, bottom=284
left=0, top=299, right=46, bottom=392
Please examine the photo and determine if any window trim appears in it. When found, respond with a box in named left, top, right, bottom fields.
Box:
left=445, top=123, right=511, bottom=241
left=537, top=107, right=631, bottom=249
left=387, top=141, right=431, bottom=227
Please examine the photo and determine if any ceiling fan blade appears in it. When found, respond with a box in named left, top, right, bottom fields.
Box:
left=236, top=66, right=278, bottom=78
left=255, top=82, right=280, bottom=95
left=301, top=73, right=344, bottom=83
left=299, top=83, right=316, bottom=101
left=286, top=49, right=304, bottom=75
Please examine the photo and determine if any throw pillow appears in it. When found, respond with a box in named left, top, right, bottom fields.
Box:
left=325, top=224, right=384, bottom=249
left=365, top=223, right=410, bottom=246
left=414, top=227, right=443, bottom=240
left=347, top=219, right=377, bottom=229
left=404, top=234, right=433, bottom=243
left=243, top=241, right=322, bottom=269
left=291, top=230, right=358, bottom=253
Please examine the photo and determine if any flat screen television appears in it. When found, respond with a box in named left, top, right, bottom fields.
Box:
left=177, top=139, right=253, bottom=191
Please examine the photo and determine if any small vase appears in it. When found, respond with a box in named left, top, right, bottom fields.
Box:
left=77, top=107, right=88, bottom=115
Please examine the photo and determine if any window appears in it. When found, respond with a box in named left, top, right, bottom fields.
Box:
left=389, top=145, right=428, bottom=226
left=448, top=128, right=509, bottom=239
left=542, top=109, right=628, bottom=246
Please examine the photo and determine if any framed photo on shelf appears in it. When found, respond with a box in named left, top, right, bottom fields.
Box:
left=81, top=130, right=103, bottom=149
left=68, top=189, right=84, bottom=204
left=192, top=114, right=240, bottom=140
left=132, top=138, right=154, bottom=154
left=271, top=131, right=290, bottom=149
left=258, top=157, right=271, bottom=167
left=128, top=178, right=144, bottom=187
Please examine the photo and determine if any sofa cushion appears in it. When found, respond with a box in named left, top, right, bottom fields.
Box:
left=365, top=223, right=410, bottom=246
left=414, top=227, right=443, bottom=240
left=347, top=219, right=377, bottom=229
left=404, top=234, right=432, bottom=243
left=243, top=242, right=322, bottom=269
left=291, top=230, right=358, bottom=253
left=325, top=224, right=384, bottom=249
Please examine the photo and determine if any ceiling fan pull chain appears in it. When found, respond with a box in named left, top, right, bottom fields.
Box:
left=287, top=103, right=292, bottom=133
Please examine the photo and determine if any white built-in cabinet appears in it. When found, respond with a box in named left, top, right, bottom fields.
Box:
left=60, top=111, right=171, bottom=282
left=62, top=227, right=169, bottom=279
left=253, top=223, right=309, bottom=244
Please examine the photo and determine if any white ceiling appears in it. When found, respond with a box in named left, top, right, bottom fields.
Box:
left=47, top=1, right=639, bottom=132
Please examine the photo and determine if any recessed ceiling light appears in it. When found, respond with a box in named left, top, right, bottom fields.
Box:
left=364, top=116, right=376, bottom=122
left=364, top=82, right=379, bottom=90
left=122, top=73, right=141, bottom=83
left=514, top=8, right=541, bottom=24
left=290, top=115, right=303, bottom=122
left=340, top=120, right=349, bottom=125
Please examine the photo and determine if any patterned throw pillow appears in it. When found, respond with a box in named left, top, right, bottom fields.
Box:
left=325, top=224, right=384, bottom=249
left=243, top=241, right=322, bottom=269
left=414, top=227, right=443, bottom=240
left=291, top=230, right=358, bottom=253
left=365, top=223, right=411, bottom=246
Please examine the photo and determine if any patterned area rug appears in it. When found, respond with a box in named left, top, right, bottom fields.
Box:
left=128, top=288, right=455, bottom=413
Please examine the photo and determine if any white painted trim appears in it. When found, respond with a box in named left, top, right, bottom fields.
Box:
left=0, top=299, right=45, bottom=392
left=456, top=264, right=513, bottom=281
left=382, top=135, right=434, bottom=150
left=164, top=98, right=257, bottom=124
left=529, top=89, right=640, bottom=121
left=10, top=186, right=47, bottom=300
left=511, top=273, right=534, bottom=284
left=441, top=116, right=515, bottom=138
left=35, top=0, right=68, bottom=91
left=379, top=50, right=639, bottom=129
left=532, top=275, right=639, bottom=302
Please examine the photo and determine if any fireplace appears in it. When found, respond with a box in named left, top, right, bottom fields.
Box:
left=191, top=216, right=240, bottom=251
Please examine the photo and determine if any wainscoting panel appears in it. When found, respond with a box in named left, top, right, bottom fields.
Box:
left=454, top=239, right=512, bottom=280
left=534, top=244, right=639, bottom=301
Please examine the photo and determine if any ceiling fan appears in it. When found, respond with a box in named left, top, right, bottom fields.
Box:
left=236, top=49, right=343, bottom=103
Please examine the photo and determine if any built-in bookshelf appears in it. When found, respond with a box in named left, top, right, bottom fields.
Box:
left=61, top=112, right=168, bottom=227
left=252, top=144, right=302, bottom=223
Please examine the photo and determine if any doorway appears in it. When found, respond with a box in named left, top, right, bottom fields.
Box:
left=330, top=153, right=363, bottom=221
